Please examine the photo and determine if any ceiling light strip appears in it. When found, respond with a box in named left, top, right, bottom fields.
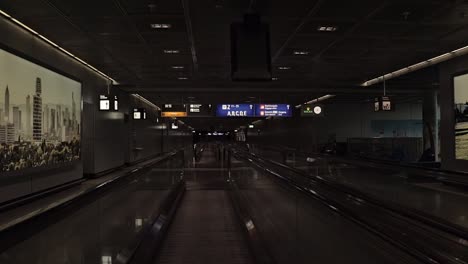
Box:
left=0, top=9, right=117, bottom=84
left=252, top=120, right=263, bottom=125
left=131, top=94, right=161, bottom=110
left=362, top=45, right=468, bottom=87
left=295, top=94, right=335, bottom=108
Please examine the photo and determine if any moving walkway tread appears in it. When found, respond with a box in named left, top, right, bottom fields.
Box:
left=154, top=189, right=254, bottom=264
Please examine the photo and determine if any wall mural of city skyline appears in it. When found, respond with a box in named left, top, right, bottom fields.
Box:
left=454, top=73, right=468, bottom=160
left=0, top=48, right=81, bottom=173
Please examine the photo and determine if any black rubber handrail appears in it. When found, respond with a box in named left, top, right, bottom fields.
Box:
left=228, top=178, right=277, bottom=264
left=0, top=178, right=86, bottom=213
left=232, top=150, right=468, bottom=264
left=117, top=179, right=186, bottom=264
left=256, top=144, right=468, bottom=182
left=250, top=152, right=468, bottom=242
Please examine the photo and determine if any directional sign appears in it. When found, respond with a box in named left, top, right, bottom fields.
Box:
left=216, top=104, right=255, bottom=117
left=301, top=104, right=323, bottom=117
left=187, top=104, right=213, bottom=117
left=254, top=104, right=292, bottom=117
left=161, top=104, right=187, bottom=117
left=133, top=108, right=147, bottom=120
left=99, top=95, right=110, bottom=111
left=374, top=96, right=394, bottom=112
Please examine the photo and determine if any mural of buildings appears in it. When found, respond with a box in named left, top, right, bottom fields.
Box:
left=0, top=80, right=80, bottom=144
left=0, top=48, right=82, bottom=172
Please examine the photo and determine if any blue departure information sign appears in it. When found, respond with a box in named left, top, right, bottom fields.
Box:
left=216, top=104, right=292, bottom=117
left=216, top=104, right=255, bottom=117
left=255, top=104, right=292, bottom=117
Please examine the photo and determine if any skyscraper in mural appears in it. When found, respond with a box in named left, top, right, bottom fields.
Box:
left=43, top=104, right=49, bottom=134
left=72, top=92, right=76, bottom=133
left=26, top=95, right=31, bottom=137
left=12, top=106, right=21, bottom=130
left=33, top=77, right=42, bottom=141
left=4, top=86, right=9, bottom=122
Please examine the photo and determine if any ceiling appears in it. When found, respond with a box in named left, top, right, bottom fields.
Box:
left=1, top=0, right=467, bottom=129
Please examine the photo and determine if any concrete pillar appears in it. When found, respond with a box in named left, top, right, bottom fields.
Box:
left=422, top=91, right=440, bottom=161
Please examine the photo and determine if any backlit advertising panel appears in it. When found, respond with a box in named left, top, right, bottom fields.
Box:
left=454, top=73, right=468, bottom=160
left=0, top=47, right=81, bottom=173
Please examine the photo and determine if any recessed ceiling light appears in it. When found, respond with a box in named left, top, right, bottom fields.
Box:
left=171, top=65, right=184, bottom=69
left=150, top=23, right=172, bottom=29
left=148, top=3, right=157, bottom=11
left=293, top=51, right=309, bottom=55
left=164, top=49, right=180, bottom=54
left=278, top=66, right=291, bottom=70
left=317, top=26, right=337, bottom=32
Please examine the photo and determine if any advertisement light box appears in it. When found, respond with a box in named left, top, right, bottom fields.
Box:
left=454, top=73, right=468, bottom=160
left=216, top=104, right=255, bottom=117
left=0, top=47, right=82, bottom=174
left=255, top=104, right=292, bottom=117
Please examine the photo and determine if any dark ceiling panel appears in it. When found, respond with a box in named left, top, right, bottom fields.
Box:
left=1, top=0, right=468, bottom=118
left=0, top=0, right=58, bottom=18
left=47, top=0, right=122, bottom=17
left=314, top=0, right=385, bottom=20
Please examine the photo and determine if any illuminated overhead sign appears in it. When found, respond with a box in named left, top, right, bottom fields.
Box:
left=162, top=112, right=187, bottom=117
left=216, top=104, right=255, bottom=117
left=133, top=108, right=147, bottom=120
left=187, top=104, right=213, bottom=117
left=99, top=95, right=110, bottom=111
left=161, top=104, right=187, bottom=117
left=301, top=104, right=323, bottom=117
left=99, top=95, right=119, bottom=111
left=113, top=96, right=119, bottom=110
left=374, top=96, right=393, bottom=112
left=255, top=104, right=292, bottom=117
left=216, top=104, right=293, bottom=117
